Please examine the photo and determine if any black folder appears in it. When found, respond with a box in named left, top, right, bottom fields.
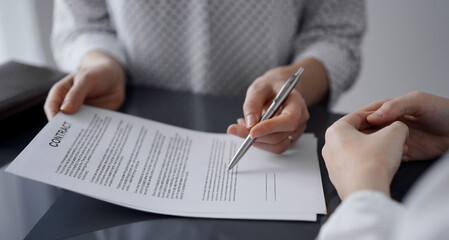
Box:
left=0, top=61, right=66, bottom=120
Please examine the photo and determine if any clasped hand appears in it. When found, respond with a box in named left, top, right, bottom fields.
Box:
left=323, top=92, right=449, bottom=200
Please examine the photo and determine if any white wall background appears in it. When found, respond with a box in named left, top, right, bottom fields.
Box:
left=333, top=0, right=449, bottom=113
left=0, top=0, right=54, bottom=67
left=0, top=0, right=449, bottom=239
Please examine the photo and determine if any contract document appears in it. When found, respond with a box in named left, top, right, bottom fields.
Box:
left=6, top=106, right=326, bottom=221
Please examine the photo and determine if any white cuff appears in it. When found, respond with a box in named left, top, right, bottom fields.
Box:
left=318, top=190, right=404, bottom=240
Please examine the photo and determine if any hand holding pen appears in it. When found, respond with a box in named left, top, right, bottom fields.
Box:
left=227, top=66, right=309, bottom=169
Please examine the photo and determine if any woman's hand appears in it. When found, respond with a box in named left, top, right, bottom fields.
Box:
left=44, top=51, right=126, bottom=120
left=227, top=59, right=329, bottom=154
left=228, top=65, right=309, bottom=154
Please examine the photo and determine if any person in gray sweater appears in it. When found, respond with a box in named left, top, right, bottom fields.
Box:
left=45, top=0, right=365, bottom=154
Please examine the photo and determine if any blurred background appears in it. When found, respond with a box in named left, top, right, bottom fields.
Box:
left=0, top=0, right=449, bottom=239
left=1, top=0, right=449, bottom=112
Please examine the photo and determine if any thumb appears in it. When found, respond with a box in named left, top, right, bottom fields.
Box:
left=60, top=74, right=91, bottom=114
left=374, top=121, right=409, bottom=150
left=243, top=80, right=272, bottom=128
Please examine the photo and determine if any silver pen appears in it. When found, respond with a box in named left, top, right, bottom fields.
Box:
left=227, top=67, right=304, bottom=171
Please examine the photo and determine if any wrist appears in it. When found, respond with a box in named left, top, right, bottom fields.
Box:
left=281, top=59, right=329, bottom=106
left=81, top=51, right=125, bottom=72
left=343, top=171, right=391, bottom=200
left=80, top=51, right=126, bottom=83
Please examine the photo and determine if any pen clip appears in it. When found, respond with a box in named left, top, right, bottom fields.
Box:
left=273, top=67, right=304, bottom=102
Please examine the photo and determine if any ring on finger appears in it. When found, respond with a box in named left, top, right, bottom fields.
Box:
left=287, top=135, right=294, bottom=143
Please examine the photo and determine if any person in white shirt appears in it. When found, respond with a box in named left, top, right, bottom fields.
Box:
left=318, top=91, right=449, bottom=240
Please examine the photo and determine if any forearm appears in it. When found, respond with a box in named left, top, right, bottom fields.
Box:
left=277, top=58, right=329, bottom=106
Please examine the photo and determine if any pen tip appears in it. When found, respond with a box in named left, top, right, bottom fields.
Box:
left=227, top=163, right=234, bottom=171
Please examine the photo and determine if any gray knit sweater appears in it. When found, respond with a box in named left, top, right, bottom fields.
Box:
left=52, top=0, right=365, bottom=103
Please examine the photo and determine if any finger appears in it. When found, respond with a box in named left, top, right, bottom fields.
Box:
left=60, top=73, right=92, bottom=114
left=367, top=92, right=424, bottom=125
left=243, top=79, right=273, bottom=128
left=402, top=154, right=411, bottom=162
left=252, top=128, right=305, bottom=154
left=359, top=98, right=391, bottom=112
left=237, top=118, right=245, bottom=126
left=227, top=124, right=250, bottom=138
left=229, top=119, right=305, bottom=147
left=44, top=74, right=74, bottom=120
left=254, top=131, right=291, bottom=145
left=329, top=98, right=390, bottom=132
left=250, top=91, right=308, bottom=138
left=402, top=144, right=410, bottom=162
left=255, top=123, right=306, bottom=145
left=334, top=110, right=374, bottom=132
left=403, top=144, right=409, bottom=155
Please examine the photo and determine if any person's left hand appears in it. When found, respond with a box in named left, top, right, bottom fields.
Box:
left=227, top=65, right=309, bottom=154
left=322, top=109, right=409, bottom=200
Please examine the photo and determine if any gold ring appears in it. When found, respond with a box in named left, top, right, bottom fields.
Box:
left=287, top=135, right=294, bottom=143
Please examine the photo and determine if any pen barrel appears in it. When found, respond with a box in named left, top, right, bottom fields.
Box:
left=260, top=103, right=279, bottom=122
left=234, top=135, right=255, bottom=156
left=261, top=67, right=303, bottom=122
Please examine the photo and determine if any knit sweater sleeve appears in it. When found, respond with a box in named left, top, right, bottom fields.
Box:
left=51, top=0, right=127, bottom=72
left=294, top=0, right=366, bottom=105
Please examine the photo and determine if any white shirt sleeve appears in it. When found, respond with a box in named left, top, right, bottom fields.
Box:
left=392, top=157, right=449, bottom=240
left=318, top=155, right=449, bottom=240
left=317, top=190, right=405, bottom=240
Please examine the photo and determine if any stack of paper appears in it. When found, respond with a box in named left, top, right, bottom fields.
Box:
left=6, top=106, right=326, bottom=221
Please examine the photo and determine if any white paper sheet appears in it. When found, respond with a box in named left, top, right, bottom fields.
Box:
left=6, top=106, right=326, bottom=221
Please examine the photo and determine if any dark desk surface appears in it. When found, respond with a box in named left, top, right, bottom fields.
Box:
left=0, top=63, right=437, bottom=240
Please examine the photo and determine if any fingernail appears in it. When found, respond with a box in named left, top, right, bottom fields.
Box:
left=237, top=118, right=245, bottom=125
left=250, top=128, right=262, bottom=139
left=370, top=110, right=383, bottom=119
left=246, top=115, right=257, bottom=128
left=61, top=100, right=72, bottom=111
